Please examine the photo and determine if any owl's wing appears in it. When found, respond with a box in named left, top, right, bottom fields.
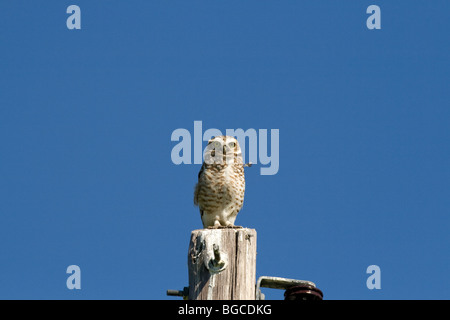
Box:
left=194, top=183, right=199, bottom=206
left=194, top=164, right=205, bottom=206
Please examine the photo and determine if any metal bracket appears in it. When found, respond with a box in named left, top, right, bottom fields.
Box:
left=255, top=276, right=317, bottom=300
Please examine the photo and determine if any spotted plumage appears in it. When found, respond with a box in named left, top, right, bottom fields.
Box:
left=194, top=136, right=246, bottom=228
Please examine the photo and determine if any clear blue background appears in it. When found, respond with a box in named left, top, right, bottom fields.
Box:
left=1, top=1, right=449, bottom=300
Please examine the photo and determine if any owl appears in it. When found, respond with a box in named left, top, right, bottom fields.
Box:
left=194, top=136, right=246, bottom=228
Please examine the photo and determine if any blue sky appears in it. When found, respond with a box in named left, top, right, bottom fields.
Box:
left=0, top=1, right=449, bottom=299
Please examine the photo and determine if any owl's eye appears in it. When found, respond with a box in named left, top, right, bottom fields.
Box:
left=213, top=141, right=221, bottom=148
left=228, top=142, right=236, bottom=148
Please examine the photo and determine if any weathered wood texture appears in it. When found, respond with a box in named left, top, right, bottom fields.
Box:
left=188, top=228, right=257, bottom=300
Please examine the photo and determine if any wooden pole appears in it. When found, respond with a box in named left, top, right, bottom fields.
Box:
left=187, top=228, right=257, bottom=300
